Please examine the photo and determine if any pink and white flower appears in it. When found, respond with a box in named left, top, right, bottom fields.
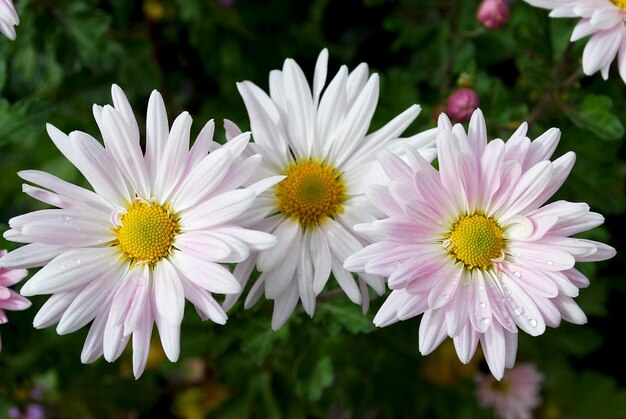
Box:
left=0, top=249, right=31, bottom=351
left=224, top=49, right=437, bottom=330
left=345, top=109, right=616, bottom=379
left=0, top=0, right=18, bottom=40
left=0, top=85, right=280, bottom=378
left=476, top=363, right=544, bottom=419
left=524, top=0, right=626, bottom=83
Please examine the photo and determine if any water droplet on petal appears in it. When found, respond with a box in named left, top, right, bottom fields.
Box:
left=479, top=302, right=487, bottom=309
left=514, top=306, right=524, bottom=316
left=513, top=271, right=521, bottom=278
left=546, top=261, right=553, bottom=266
left=481, top=317, right=491, bottom=326
left=528, top=318, right=538, bottom=328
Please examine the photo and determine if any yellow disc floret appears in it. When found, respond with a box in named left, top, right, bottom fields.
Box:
left=611, top=0, right=626, bottom=10
left=276, top=158, right=347, bottom=229
left=115, top=200, right=178, bottom=265
left=444, top=214, right=504, bottom=270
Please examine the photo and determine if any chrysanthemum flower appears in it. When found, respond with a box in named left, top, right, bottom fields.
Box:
left=0, top=0, right=19, bottom=40
left=524, top=0, right=626, bottom=83
left=0, top=250, right=31, bottom=351
left=345, top=109, right=616, bottom=379
left=0, top=85, right=281, bottom=378
left=476, top=363, right=544, bottom=419
left=225, top=49, right=437, bottom=329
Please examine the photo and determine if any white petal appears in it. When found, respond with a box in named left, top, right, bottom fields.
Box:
left=181, top=189, right=256, bottom=230
left=170, top=147, right=233, bottom=210
left=101, top=105, right=150, bottom=197
left=332, top=257, right=361, bottom=305
left=33, top=288, right=82, bottom=329
left=154, top=112, right=192, bottom=201
left=132, top=306, right=153, bottom=378
left=145, top=90, right=170, bottom=180
left=153, top=259, right=185, bottom=327
left=21, top=248, right=121, bottom=296
left=418, top=308, right=448, bottom=355
left=170, top=251, right=241, bottom=294
left=271, top=281, right=300, bottom=330
left=480, top=322, right=506, bottom=380
left=57, top=265, right=125, bottom=334
left=0, top=243, right=68, bottom=269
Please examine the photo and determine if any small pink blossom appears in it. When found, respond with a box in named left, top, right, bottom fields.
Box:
left=0, top=249, right=31, bottom=351
left=446, top=88, right=479, bottom=123
left=476, top=363, right=544, bottom=419
left=477, top=0, right=511, bottom=29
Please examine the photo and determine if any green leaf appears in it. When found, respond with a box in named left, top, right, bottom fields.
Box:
left=319, top=300, right=376, bottom=334
left=569, top=95, right=625, bottom=141
left=296, top=356, right=334, bottom=401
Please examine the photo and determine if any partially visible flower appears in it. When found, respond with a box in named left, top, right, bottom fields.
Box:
left=0, top=249, right=30, bottom=351
left=0, top=0, right=19, bottom=40
left=345, top=109, right=616, bottom=379
left=0, top=85, right=280, bottom=378
left=446, top=88, right=479, bottom=123
left=477, top=0, right=511, bottom=29
left=226, top=49, right=437, bottom=329
left=524, top=0, right=626, bottom=83
left=476, top=363, right=543, bottom=419
left=8, top=404, right=45, bottom=419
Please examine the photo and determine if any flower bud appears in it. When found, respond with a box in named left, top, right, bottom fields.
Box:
left=446, top=89, right=479, bottom=123
left=477, top=0, right=510, bottom=30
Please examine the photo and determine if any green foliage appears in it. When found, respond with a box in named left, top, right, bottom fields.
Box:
left=1, top=0, right=625, bottom=418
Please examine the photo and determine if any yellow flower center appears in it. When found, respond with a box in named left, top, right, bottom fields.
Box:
left=611, top=0, right=626, bottom=10
left=115, top=200, right=178, bottom=265
left=444, top=214, right=504, bottom=270
left=275, top=158, right=347, bottom=229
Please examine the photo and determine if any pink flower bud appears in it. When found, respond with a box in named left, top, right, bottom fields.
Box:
left=446, top=89, right=479, bottom=123
left=477, top=0, right=510, bottom=30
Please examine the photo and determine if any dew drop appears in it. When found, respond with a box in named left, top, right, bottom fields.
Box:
left=61, top=215, right=72, bottom=224
left=480, top=317, right=491, bottom=327
left=513, top=271, right=522, bottom=278
left=546, top=261, right=553, bottom=266
left=442, top=293, right=450, bottom=300
left=528, top=318, right=538, bottom=328
left=479, top=302, right=487, bottom=309
left=513, top=306, right=524, bottom=316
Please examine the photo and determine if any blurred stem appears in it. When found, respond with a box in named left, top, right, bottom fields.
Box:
left=318, top=289, right=344, bottom=300
left=526, top=43, right=583, bottom=124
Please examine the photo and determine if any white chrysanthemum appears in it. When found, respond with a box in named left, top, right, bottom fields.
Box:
left=0, top=85, right=281, bottom=378
left=345, top=110, right=616, bottom=379
left=524, top=0, right=626, bottom=82
left=0, top=0, right=18, bottom=40
left=223, top=49, right=438, bottom=329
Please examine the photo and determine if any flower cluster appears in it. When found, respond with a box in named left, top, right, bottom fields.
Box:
left=0, top=47, right=616, bottom=384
